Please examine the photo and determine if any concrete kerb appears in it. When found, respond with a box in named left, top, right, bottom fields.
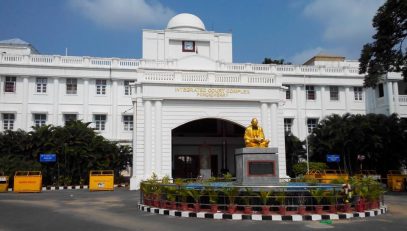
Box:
left=7, top=183, right=128, bottom=192
left=138, top=204, right=388, bottom=221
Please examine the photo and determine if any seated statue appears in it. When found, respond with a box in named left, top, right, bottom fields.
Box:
left=244, top=118, right=269, bottom=148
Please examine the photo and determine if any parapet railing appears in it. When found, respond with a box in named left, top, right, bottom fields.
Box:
left=0, top=53, right=362, bottom=77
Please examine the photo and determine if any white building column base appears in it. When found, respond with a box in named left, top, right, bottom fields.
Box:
left=130, top=176, right=143, bottom=190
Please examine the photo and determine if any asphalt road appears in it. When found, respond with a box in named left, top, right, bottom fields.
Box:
left=0, top=189, right=406, bottom=231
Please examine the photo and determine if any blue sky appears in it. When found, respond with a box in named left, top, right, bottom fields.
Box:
left=0, top=0, right=384, bottom=64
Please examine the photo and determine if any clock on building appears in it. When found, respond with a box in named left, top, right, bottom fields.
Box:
left=182, top=41, right=195, bottom=52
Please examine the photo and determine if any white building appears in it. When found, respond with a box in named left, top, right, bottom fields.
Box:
left=0, top=13, right=405, bottom=189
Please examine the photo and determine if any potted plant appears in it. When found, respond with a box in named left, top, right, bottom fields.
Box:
left=275, top=190, right=287, bottom=215
left=365, top=177, right=384, bottom=209
left=205, top=186, right=219, bottom=213
left=140, top=182, right=154, bottom=206
left=223, top=187, right=239, bottom=214
left=151, top=184, right=162, bottom=208
left=259, top=190, right=272, bottom=215
left=297, top=192, right=307, bottom=215
left=241, top=188, right=254, bottom=214
left=177, top=187, right=189, bottom=210
left=187, top=189, right=202, bottom=212
left=164, top=186, right=177, bottom=210
left=350, top=177, right=368, bottom=212
left=310, top=188, right=324, bottom=214
left=324, top=190, right=338, bottom=213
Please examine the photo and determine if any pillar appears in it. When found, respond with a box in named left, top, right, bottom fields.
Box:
left=387, top=82, right=394, bottom=114
left=154, top=100, right=162, bottom=176
left=270, top=102, right=278, bottom=147
left=260, top=102, right=269, bottom=138
left=393, top=81, right=399, bottom=114
left=144, top=100, right=152, bottom=178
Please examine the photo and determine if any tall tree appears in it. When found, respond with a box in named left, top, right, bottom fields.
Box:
left=0, top=121, right=132, bottom=186
left=359, top=0, right=407, bottom=87
left=309, top=113, right=407, bottom=176
left=285, top=132, right=305, bottom=177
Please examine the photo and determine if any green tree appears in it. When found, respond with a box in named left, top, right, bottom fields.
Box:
left=359, top=0, right=407, bottom=87
left=0, top=121, right=132, bottom=186
left=262, top=58, right=292, bottom=65
left=308, top=113, right=407, bottom=176
left=285, top=132, right=305, bottom=177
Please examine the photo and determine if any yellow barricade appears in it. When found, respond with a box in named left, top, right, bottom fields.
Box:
left=89, top=170, right=114, bottom=191
left=387, top=170, right=406, bottom=192
left=304, top=170, right=322, bottom=181
left=320, top=169, right=349, bottom=184
left=0, top=174, right=9, bottom=192
left=13, top=171, right=42, bottom=193
left=355, top=170, right=381, bottom=180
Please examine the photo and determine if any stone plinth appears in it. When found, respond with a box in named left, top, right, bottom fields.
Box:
left=235, top=147, right=279, bottom=186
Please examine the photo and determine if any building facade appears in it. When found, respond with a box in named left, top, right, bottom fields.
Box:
left=0, top=14, right=405, bottom=189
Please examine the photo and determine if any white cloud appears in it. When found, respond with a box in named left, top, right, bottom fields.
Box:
left=291, top=0, right=384, bottom=63
left=303, top=0, right=384, bottom=43
left=69, top=0, right=175, bottom=30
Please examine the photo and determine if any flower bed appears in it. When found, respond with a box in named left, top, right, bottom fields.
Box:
left=140, top=174, right=384, bottom=215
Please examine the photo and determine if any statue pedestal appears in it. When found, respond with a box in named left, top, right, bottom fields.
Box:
left=235, top=147, right=279, bottom=186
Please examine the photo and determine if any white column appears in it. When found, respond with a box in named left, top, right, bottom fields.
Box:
left=295, top=85, right=305, bottom=140
left=320, top=86, right=326, bottom=118
left=131, top=99, right=137, bottom=178
left=344, top=87, right=350, bottom=112
left=144, top=100, right=152, bottom=178
left=112, top=80, right=118, bottom=138
left=270, top=103, right=278, bottom=147
left=21, top=77, right=29, bottom=129
left=52, top=78, right=59, bottom=124
left=387, top=82, right=394, bottom=114
left=260, top=102, right=269, bottom=138
left=154, top=100, right=162, bottom=176
left=393, top=81, right=399, bottom=114
left=83, top=79, right=89, bottom=121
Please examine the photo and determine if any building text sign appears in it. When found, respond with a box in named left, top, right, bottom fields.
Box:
left=175, top=87, right=250, bottom=98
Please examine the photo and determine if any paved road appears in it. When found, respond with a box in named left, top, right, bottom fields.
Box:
left=0, top=189, right=406, bottom=231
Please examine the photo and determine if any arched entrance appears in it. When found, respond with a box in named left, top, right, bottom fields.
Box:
left=172, top=118, right=245, bottom=178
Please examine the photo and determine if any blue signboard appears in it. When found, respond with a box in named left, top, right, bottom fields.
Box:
left=40, top=153, right=57, bottom=163
left=326, top=154, right=340, bottom=163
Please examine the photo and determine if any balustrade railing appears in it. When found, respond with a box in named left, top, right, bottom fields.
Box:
left=399, top=95, right=407, bottom=105
left=0, top=54, right=362, bottom=78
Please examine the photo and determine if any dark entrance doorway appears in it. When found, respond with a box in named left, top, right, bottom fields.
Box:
left=172, top=118, right=245, bottom=178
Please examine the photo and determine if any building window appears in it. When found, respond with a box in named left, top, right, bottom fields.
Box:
left=94, top=114, right=106, bottom=131
left=2, top=113, right=15, bottom=130
left=354, top=87, right=363, bottom=101
left=283, top=85, right=291, bottom=100
left=4, top=76, right=16, bottom=93
left=36, top=77, right=47, bottom=93
left=306, top=85, right=316, bottom=100
left=33, top=114, right=47, bottom=127
left=64, top=114, right=77, bottom=125
left=330, top=86, right=339, bottom=101
left=124, top=81, right=132, bottom=96
left=66, top=78, right=77, bottom=94
left=307, top=118, right=318, bottom=134
left=378, top=84, right=384, bottom=97
left=96, top=79, right=107, bottom=95
left=284, top=118, right=293, bottom=133
left=123, top=115, right=133, bottom=131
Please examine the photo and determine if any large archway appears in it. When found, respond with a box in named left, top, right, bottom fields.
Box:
left=172, top=118, right=245, bottom=178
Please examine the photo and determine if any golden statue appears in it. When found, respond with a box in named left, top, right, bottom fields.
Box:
left=244, top=118, right=269, bottom=148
